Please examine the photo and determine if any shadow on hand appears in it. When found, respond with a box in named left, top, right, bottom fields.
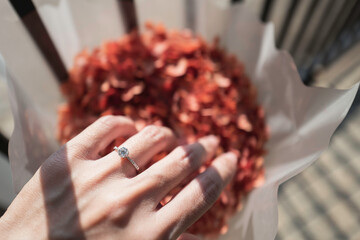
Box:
left=39, top=144, right=86, bottom=239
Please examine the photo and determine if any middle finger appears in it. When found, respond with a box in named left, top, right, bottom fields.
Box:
left=136, top=135, right=219, bottom=205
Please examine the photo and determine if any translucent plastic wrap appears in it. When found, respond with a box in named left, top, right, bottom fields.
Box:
left=0, top=0, right=358, bottom=239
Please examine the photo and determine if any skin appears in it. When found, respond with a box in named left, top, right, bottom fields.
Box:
left=0, top=115, right=237, bottom=240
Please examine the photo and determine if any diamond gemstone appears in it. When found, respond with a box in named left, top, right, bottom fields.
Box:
left=118, top=147, right=129, bottom=158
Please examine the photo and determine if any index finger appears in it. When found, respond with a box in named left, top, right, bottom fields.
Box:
left=156, top=152, right=237, bottom=239
left=68, top=115, right=137, bottom=159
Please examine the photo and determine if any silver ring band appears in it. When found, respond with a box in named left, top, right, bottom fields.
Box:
left=113, top=146, right=139, bottom=171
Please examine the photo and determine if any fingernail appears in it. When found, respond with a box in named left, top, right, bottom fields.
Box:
left=204, top=135, right=219, bottom=146
left=224, top=152, right=237, bottom=164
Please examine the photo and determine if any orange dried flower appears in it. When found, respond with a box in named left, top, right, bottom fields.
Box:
left=58, top=22, right=268, bottom=238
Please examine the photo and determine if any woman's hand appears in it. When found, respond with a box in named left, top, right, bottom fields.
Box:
left=0, top=115, right=237, bottom=240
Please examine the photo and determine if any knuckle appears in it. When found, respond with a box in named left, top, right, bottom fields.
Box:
left=175, top=146, right=196, bottom=169
left=176, top=145, right=191, bottom=159
left=97, top=115, right=135, bottom=127
left=120, top=116, right=135, bottom=125
left=202, top=174, right=223, bottom=205
left=141, top=169, right=167, bottom=189
left=175, top=145, right=202, bottom=170
left=102, top=192, right=130, bottom=221
left=91, top=161, right=118, bottom=183
left=83, top=116, right=115, bottom=141
left=96, top=115, right=117, bottom=128
left=95, top=116, right=136, bottom=136
left=173, top=146, right=188, bottom=161
left=149, top=170, right=166, bottom=186
left=72, top=168, right=95, bottom=192
left=141, top=125, right=166, bottom=143
left=67, top=142, right=91, bottom=159
left=102, top=193, right=119, bottom=212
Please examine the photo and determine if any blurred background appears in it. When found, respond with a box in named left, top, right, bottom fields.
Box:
left=0, top=0, right=359, bottom=239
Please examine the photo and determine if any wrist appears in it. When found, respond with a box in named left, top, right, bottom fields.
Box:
left=0, top=209, right=33, bottom=240
left=0, top=212, right=13, bottom=239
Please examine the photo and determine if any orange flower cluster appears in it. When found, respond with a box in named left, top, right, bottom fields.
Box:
left=58, top=23, right=268, bottom=238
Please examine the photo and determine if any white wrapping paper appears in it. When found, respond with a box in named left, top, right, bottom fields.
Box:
left=0, top=0, right=358, bottom=239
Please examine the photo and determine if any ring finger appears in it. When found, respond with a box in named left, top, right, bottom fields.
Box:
left=99, top=125, right=177, bottom=177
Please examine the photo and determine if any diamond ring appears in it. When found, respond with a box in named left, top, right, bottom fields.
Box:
left=113, top=146, right=140, bottom=171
